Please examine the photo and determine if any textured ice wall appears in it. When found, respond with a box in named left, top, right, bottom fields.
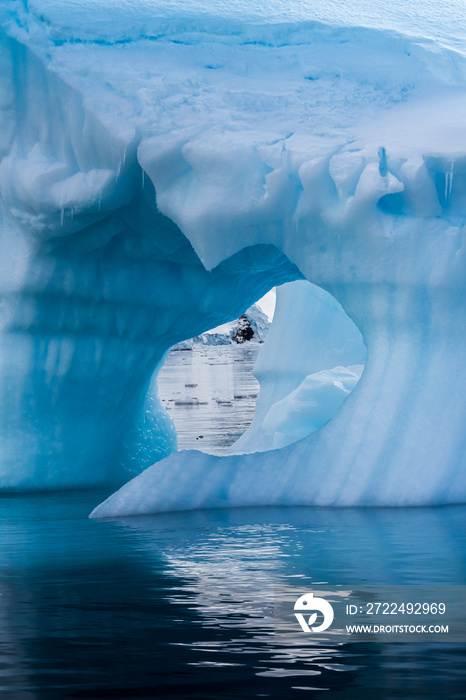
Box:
left=2, top=2, right=466, bottom=503
left=0, top=4, right=300, bottom=488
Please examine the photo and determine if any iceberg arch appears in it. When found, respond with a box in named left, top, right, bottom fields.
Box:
left=1, top=1, right=466, bottom=507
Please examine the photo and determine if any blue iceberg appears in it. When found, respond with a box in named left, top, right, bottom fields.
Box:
left=0, top=1, right=465, bottom=510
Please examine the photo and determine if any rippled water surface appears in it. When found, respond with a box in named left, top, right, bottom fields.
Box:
left=1, top=492, right=465, bottom=699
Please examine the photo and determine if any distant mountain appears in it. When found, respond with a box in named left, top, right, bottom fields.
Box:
left=172, top=300, right=273, bottom=349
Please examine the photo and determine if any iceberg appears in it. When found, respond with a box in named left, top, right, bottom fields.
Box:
left=1, top=1, right=466, bottom=508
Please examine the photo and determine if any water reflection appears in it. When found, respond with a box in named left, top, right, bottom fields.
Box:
left=0, top=493, right=465, bottom=698
left=117, top=505, right=466, bottom=696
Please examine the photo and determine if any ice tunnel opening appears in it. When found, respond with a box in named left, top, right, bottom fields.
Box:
left=156, top=279, right=367, bottom=458
left=156, top=289, right=276, bottom=456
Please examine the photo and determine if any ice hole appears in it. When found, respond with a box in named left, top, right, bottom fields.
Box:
left=157, top=281, right=366, bottom=456
left=156, top=289, right=276, bottom=455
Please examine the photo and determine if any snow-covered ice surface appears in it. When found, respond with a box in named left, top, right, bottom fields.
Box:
left=1, top=1, right=466, bottom=508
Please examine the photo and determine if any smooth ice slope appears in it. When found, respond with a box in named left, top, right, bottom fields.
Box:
left=262, top=365, right=364, bottom=450
left=1, top=1, right=466, bottom=504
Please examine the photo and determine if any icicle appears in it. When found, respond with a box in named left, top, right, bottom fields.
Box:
left=141, top=169, right=145, bottom=188
left=445, top=161, right=454, bottom=203
left=60, top=208, right=64, bottom=226
left=122, top=146, right=126, bottom=166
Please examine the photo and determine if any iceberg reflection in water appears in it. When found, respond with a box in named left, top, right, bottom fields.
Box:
left=0, top=492, right=465, bottom=698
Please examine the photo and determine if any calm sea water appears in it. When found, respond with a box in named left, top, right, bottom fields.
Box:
left=1, top=345, right=465, bottom=699
left=157, top=344, right=261, bottom=454
left=0, top=494, right=465, bottom=699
